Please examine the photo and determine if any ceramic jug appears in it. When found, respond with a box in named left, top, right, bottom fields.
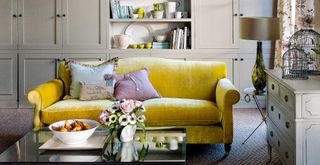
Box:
left=113, top=34, right=132, bottom=49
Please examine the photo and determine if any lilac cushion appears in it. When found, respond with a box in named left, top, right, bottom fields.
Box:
left=105, top=68, right=161, bottom=100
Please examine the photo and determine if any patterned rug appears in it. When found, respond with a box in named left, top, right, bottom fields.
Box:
left=187, top=108, right=282, bottom=165
left=0, top=108, right=282, bottom=164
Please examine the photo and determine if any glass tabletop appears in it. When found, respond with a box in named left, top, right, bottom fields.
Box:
left=0, top=127, right=186, bottom=163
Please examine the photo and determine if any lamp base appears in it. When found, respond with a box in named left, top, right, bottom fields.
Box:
left=252, top=41, right=266, bottom=93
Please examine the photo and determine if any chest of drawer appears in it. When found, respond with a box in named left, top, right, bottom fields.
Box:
left=267, top=118, right=295, bottom=165
left=267, top=98, right=295, bottom=141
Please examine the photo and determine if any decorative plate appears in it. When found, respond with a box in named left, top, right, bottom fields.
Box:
left=125, top=23, right=153, bottom=44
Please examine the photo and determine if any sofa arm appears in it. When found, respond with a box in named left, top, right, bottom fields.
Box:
left=27, top=79, right=64, bottom=130
left=216, top=78, right=240, bottom=143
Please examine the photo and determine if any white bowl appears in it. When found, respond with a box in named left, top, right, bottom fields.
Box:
left=154, top=35, right=167, bottom=42
left=49, top=119, right=100, bottom=145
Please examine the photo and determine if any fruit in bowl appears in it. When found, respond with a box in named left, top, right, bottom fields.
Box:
left=49, top=119, right=100, bottom=145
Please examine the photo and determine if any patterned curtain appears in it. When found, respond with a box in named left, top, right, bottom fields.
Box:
left=274, top=0, right=318, bottom=67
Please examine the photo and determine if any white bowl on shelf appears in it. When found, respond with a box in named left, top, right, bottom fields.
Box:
left=154, top=35, right=167, bottom=42
left=49, top=119, right=100, bottom=145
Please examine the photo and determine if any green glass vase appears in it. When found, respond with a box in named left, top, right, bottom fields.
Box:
left=251, top=41, right=266, bottom=94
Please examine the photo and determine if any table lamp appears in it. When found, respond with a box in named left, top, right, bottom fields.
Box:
left=240, top=17, right=280, bottom=94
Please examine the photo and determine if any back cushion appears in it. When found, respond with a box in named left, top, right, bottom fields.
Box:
left=116, top=57, right=227, bottom=101
left=58, top=58, right=118, bottom=96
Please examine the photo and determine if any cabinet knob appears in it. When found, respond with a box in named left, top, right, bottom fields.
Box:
left=234, top=58, right=238, bottom=61
left=286, top=122, right=289, bottom=128
left=240, top=13, right=244, bottom=16
left=278, top=113, right=281, bottom=120
left=240, top=58, right=244, bottom=61
left=271, top=84, right=275, bottom=90
left=278, top=141, right=280, bottom=147
left=270, top=106, right=274, bottom=111
left=270, top=131, right=273, bottom=137
left=284, top=95, right=289, bottom=102
left=62, top=14, right=66, bottom=17
left=234, top=13, right=238, bottom=16
left=13, top=14, right=17, bottom=18
left=285, top=152, right=289, bottom=159
left=18, top=14, right=22, bottom=17
left=56, top=14, right=61, bottom=17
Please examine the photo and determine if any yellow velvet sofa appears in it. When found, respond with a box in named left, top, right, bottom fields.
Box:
left=27, top=57, right=240, bottom=153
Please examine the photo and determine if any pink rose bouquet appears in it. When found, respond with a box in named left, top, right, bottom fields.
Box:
left=99, top=99, right=146, bottom=134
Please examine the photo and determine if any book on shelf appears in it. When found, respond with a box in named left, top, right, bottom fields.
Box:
left=110, top=0, right=133, bottom=19
left=169, top=26, right=190, bottom=49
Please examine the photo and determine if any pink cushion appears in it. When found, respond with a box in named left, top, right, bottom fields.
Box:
left=105, top=68, right=161, bottom=100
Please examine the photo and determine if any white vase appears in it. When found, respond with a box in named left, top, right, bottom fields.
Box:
left=120, top=125, right=136, bottom=142
left=116, top=141, right=138, bottom=162
left=113, top=34, right=132, bottom=49
left=117, top=125, right=138, bottom=162
left=165, top=2, right=176, bottom=19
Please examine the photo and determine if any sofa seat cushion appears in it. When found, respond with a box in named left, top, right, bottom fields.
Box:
left=143, top=98, right=222, bottom=126
left=41, top=99, right=114, bottom=124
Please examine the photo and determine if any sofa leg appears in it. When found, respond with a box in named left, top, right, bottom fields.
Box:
left=224, top=143, right=232, bottom=155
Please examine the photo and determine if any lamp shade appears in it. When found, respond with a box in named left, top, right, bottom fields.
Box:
left=240, top=17, right=280, bottom=41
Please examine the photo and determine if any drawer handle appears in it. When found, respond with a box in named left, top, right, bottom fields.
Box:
left=285, top=152, right=289, bottom=159
left=270, top=106, right=274, bottom=111
left=278, top=141, right=280, bottom=147
left=284, top=95, right=289, bottom=102
left=271, top=84, right=275, bottom=90
left=286, top=122, right=290, bottom=129
left=278, top=113, right=281, bottom=120
left=270, top=131, right=273, bottom=137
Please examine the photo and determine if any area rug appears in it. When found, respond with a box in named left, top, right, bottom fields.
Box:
left=0, top=108, right=281, bottom=164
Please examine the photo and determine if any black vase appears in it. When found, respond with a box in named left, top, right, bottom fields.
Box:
left=251, top=41, right=266, bottom=94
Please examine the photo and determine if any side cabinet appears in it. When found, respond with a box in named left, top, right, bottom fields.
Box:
left=0, top=54, right=18, bottom=108
left=266, top=70, right=320, bottom=165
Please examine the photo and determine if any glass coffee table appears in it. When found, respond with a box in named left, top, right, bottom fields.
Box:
left=0, top=127, right=186, bottom=164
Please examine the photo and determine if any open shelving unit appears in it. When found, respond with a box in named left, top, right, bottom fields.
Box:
left=106, top=0, right=193, bottom=50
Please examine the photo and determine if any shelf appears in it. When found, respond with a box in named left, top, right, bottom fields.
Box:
left=109, top=18, right=192, bottom=23
left=110, top=49, right=193, bottom=54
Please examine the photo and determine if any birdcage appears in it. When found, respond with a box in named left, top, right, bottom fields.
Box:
left=288, top=29, right=320, bottom=74
left=282, top=48, right=308, bottom=79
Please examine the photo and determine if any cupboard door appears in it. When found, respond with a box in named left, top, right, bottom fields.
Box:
left=19, top=54, right=60, bottom=105
left=0, top=54, right=17, bottom=101
left=18, top=0, right=62, bottom=49
left=62, top=0, right=106, bottom=49
left=195, top=0, right=239, bottom=49
left=0, top=0, right=18, bottom=49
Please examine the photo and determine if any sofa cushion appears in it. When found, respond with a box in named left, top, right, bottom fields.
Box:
left=58, top=57, right=118, bottom=96
left=79, top=81, right=115, bottom=101
left=143, top=98, right=222, bottom=126
left=41, top=99, right=114, bottom=124
left=106, top=68, right=161, bottom=100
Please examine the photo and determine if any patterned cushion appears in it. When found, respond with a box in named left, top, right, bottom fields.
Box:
left=79, top=80, right=115, bottom=100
